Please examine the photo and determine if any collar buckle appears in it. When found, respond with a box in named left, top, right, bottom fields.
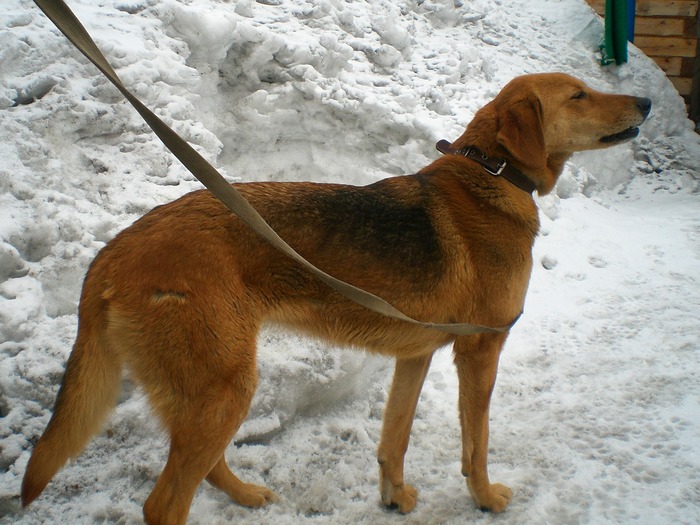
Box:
left=484, top=160, right=507, bottom=177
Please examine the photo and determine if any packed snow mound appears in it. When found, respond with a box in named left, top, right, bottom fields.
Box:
left=1, top=0, right=699, bottom=524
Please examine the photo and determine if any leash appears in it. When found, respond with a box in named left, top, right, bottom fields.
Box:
left=32, top=0, right=518, bottom=336
left=435, top=140, right=537, bottom=194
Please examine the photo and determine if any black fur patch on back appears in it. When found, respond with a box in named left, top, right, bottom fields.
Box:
left=302, top=177, right=444, bottom=282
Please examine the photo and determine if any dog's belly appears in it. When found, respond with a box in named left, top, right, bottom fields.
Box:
left=267, top=306, right=455, bottom=358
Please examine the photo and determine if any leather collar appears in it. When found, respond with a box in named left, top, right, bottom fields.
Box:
left=436, top=140, right=537, bottom=194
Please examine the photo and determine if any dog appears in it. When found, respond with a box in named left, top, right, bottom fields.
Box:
left=21, top=73, right=650, bottom=524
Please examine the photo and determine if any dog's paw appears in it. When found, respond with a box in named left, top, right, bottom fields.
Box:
left=381, top=481, right=418, bottom=513
left=232, top=483, right=279, bottom=508
left=469, top=481, right=512, bottom=513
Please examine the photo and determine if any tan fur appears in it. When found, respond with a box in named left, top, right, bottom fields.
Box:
left=21, top=73, right=650, bottom=524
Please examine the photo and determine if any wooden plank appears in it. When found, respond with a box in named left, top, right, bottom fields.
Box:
left=650, top=56, right=684, bottom=74
left=634, top=35, right=697, bottom=57
left=587, top=0, right=605, bottom=15
left=669, top=75, right=693, bottom=95
left=586, top=1, right=698, bottom=23
left=636, top=0, right=698, bottom=17
left=634, top=17, right=686, bottom=36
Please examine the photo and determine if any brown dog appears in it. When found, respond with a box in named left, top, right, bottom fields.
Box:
left=21, top=73, right=650, bottom=524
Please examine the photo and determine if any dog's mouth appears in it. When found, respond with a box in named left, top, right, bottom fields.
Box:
left=600, top=126, right=640, bottom=144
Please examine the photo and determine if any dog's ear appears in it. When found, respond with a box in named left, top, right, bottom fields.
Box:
left=496, top=95, right=546, bottom=172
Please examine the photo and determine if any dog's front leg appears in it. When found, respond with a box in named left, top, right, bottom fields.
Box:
left=377, top=353, right=433, bottom=513
left=454, top=334, right=512, bottom=513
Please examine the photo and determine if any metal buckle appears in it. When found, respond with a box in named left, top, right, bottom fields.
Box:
left=484, top=160, right=507, bottom=176
left=455, top=147, right=508, bottom=178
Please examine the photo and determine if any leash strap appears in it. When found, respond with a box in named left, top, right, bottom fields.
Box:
left=33, top=0, right=517, bottom=336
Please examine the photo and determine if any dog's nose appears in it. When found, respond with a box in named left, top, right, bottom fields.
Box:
left=636, top=97, right=652, bottom=118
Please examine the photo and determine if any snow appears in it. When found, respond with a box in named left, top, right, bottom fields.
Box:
left=1, top=0, right=699, bottom=523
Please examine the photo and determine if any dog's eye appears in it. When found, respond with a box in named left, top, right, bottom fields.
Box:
left=571, top=91, right=587, bottom=100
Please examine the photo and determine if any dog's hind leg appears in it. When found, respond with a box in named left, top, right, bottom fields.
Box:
left=141, top=364, right=260, bottom=525
left=206, top=455, right=278, bottom=507
left=129, top=301, right=271, bottom=525
left=377, top=353, right=433, bottom=513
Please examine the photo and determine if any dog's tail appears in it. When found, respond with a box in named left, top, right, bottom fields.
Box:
left=21, top=290, right=122, bottom=507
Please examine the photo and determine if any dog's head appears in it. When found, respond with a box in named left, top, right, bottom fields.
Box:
left=453, top=73, right=651, bottom=195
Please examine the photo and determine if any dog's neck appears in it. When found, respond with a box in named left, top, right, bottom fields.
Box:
left=450, top=110, right=570, bottom=196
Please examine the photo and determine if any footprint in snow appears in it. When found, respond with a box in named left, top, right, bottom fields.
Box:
left=588, top=255, right=608, bottom=268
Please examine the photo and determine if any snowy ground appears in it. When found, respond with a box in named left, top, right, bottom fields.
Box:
left=1, top=0, right=699, bottom=523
